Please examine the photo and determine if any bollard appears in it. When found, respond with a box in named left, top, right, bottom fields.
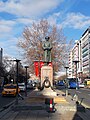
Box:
left=49, top=99, right=53, bottom=111
left=45, top=98, right=55, bottom=113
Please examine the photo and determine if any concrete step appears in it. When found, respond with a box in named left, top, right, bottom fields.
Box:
left=12, top=105, right=44, bottom=111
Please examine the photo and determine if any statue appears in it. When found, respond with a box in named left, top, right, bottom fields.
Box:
left=42, top=36, right=52, bottom=63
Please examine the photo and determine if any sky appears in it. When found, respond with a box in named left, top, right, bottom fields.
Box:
left=0, top=0, right=90, bottom=60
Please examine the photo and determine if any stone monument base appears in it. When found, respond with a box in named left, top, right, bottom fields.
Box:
left=38, top=87, right=57, bottom=97
left=41, top=66, right=53, bottom=87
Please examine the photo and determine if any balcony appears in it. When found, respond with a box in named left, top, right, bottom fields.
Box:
left=82, top=48, right=88, bottom=53
left=82, top=53, right=88, bottom=58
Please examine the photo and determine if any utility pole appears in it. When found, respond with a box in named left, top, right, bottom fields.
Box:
left=73, top=60, right=79, bottom=90
left=25, top=66, right=29, bottom=97
left=14, top=59, right=21, bottom=105
left=65, top=66, right=69, bottom=97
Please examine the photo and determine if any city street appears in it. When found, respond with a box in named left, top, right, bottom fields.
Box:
left=0, top=87, right=14, bottom=108
left=68, top=88, right=90, bottom=107
left=0, top=87, right=33, bottom=109
left=56, top=85, right=90, bottom=108
left=0, top=109, right=82, bottom=120
left=1, top=85, right=90, bottom=110
left=0, top=93, right=15, bottom=108
left=0, top=87, right=83, bottom=120
left=1, top=85, right=90, bottom=119
left=0, top=1, right=90, bottom=119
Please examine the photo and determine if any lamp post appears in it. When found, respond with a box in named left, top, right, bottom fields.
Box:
left=65, top=66, right=69, bottom=97
left=14, top=59, right=21, bottom=105
left=25, top=66, right=29, bottom=97
left=73, top=60, right=79, bottom=90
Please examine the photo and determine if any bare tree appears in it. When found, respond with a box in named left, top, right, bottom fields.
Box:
left=0, top=63, right=5, bottom=77
left=18, top=19, right=71, bottom=73
left=58, top=74, right=66, bottom=81
left=3, top=56, right=29, bottom=83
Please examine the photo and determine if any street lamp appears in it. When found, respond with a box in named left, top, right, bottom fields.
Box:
left=14, top=59, right=21, bottom=105
left=25, top=66, right=29, bottom=97
left=65, top=66, right=69, bottom=97
left=73, top=60, right=79, bottom=90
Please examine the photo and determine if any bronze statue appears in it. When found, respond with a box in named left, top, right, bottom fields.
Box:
left=42, top=36, right=52, bottom=63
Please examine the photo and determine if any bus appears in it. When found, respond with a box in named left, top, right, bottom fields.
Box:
left=68, top=78, right=78, bottom=89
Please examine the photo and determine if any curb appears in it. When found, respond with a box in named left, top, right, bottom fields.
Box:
left=56, top=89, right=90, bottom=109
left=78, top=100, right=90, bottom=108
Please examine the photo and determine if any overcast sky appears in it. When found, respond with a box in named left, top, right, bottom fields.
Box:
left=0, top=0, right=90, bottom=59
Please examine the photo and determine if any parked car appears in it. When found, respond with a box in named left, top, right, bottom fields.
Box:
left=79, top=83, right=85, bottom=88
left=18, top=83, right=26, bottom=91
left=27, top=80, right=35, bottom=89
left=84, top=79, right=90, bottom=88
left=2, top=84, right=20, bottom=96
left=27, top=82, right=34, bottom=89
left=58, top=80, right=64, bottom=86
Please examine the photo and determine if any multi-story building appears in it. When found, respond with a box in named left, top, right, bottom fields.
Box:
left=68, top=40, right=80, bottom=78
left=0, top=48, right=3, bottom=64
left=69, top=27, right=90, bottom=79
left=81, top=27, right=90, bottom=77
left=68, top=51, right=72, bottom=78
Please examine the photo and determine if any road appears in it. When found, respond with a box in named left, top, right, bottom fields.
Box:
left=69, top=88, right=90, bottom=107
left=56, top=85, right=90, bottom=107
left=0, top=87, right=33, bottom=109
left=0, top=87, right=15, bottom=108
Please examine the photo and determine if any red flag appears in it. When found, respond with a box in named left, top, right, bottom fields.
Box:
left=34, top=61, right=39, bottom=77
left=48, top=62, right=53, bottom=67
left=40, top=61, right=44, bottom=69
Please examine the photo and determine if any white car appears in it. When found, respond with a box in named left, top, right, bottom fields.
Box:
left=18, top=83, right=26, bottom=91
left=27, top=80, right=36, bottom=89
left=27, top=83, right=34, bottom=89
left=79, top=83, right=85, bottom=88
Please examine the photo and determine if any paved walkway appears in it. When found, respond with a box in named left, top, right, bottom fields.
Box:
left=0, top=88, right=88, bottom=120
left=0, top=109, right=82, bottom=120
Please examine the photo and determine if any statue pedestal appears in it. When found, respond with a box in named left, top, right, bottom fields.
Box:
left=38, top=87, right=57, bottom=97
left=40, top=65, right=57, bottom=97
left=41, top=66, right=53, bottom=87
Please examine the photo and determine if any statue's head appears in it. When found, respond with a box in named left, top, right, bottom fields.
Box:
left=45, top=36, right=50, bottom=41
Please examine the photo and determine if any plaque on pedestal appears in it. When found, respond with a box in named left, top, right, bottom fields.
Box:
left=41, top=66, right=53, bottom=88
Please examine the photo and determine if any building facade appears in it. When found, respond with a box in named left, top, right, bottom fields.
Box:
left=81, top=27, right=90, bottom=77
left=0, top=48, right=3, bottom=64
left=68, top=40, right=80, bottom=78
left=69, top=27, right=90, bottom=79
left=68, top=51, right=72, bottom=78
